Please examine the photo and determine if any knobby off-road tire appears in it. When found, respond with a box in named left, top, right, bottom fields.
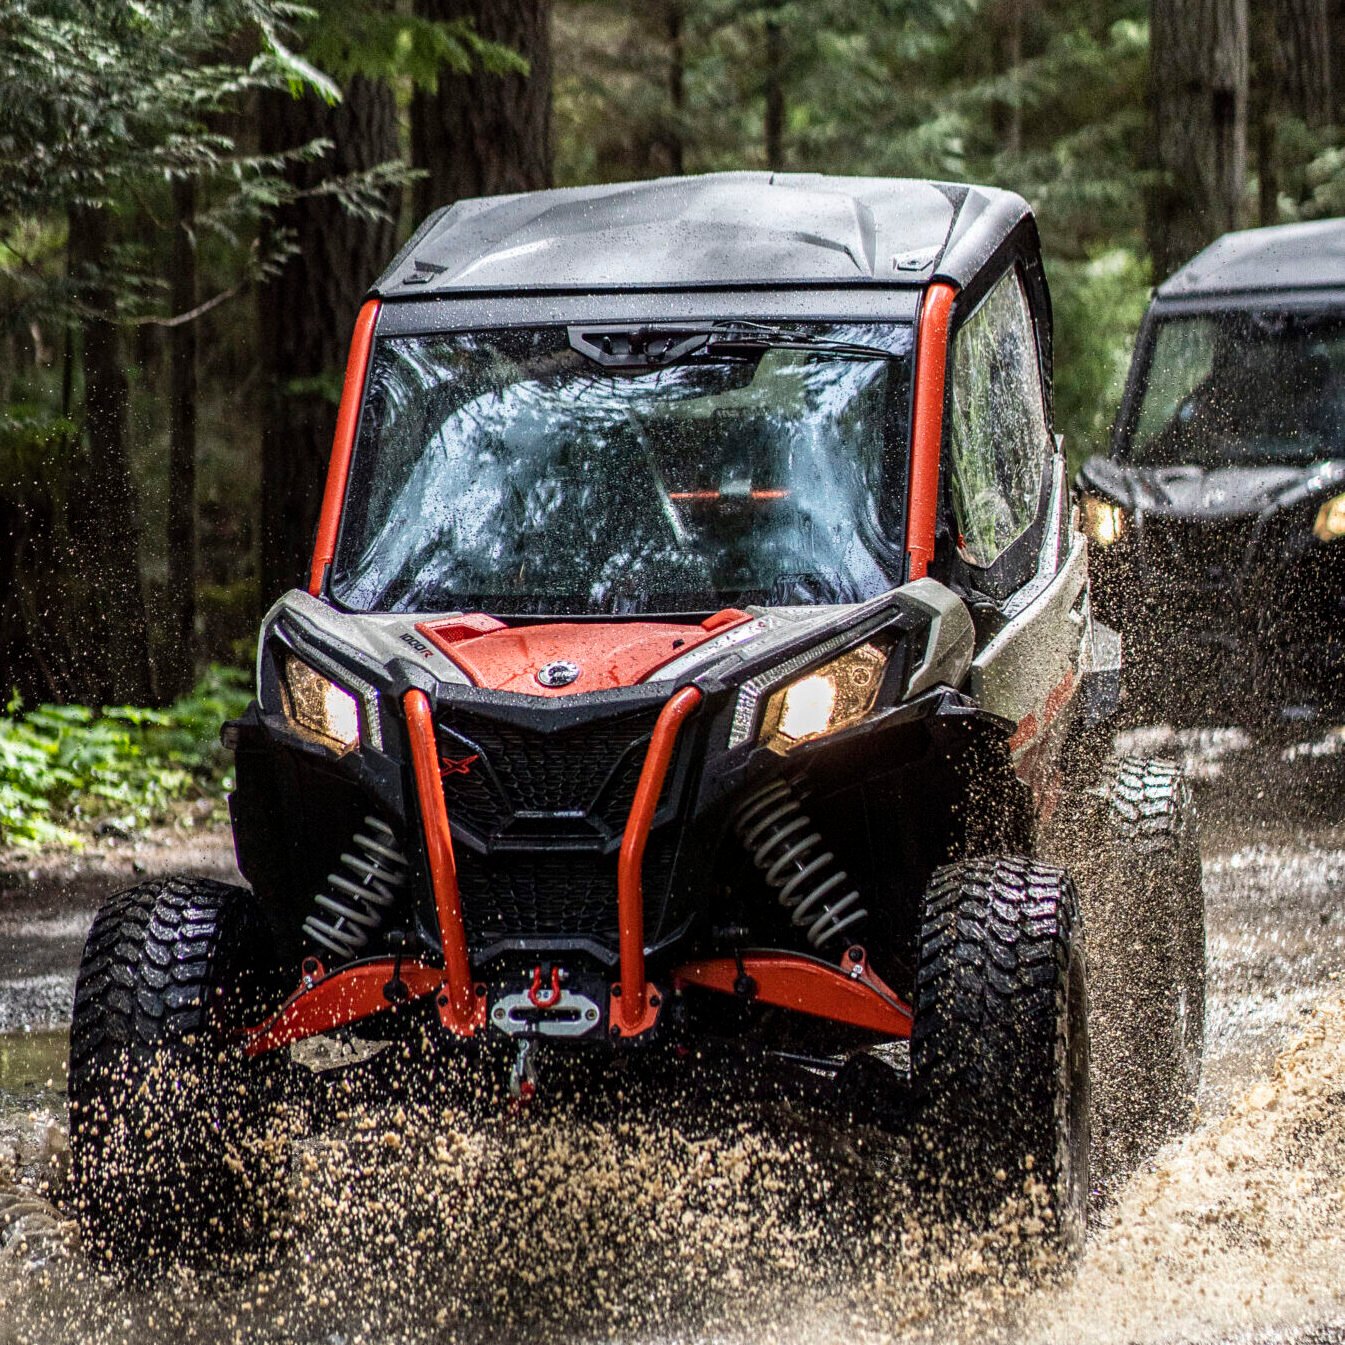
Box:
left=1059, top=756, right=1205, bottom=1183
left=69, top=877, right=291, bottom=1269
left=910, top=856, right=1090, bottom=1255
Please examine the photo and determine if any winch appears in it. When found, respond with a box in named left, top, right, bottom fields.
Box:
left=489, top=964, right=606, bottom=1040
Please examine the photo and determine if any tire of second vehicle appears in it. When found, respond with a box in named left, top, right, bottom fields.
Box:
left=1057, top=755, right=1206, bottom=1183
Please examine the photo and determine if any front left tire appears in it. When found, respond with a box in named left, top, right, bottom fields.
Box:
left=69, top=877, right=291, bottom=1269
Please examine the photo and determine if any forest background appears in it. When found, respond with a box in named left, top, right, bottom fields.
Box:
left=0, top=0, right=1342, bottom=730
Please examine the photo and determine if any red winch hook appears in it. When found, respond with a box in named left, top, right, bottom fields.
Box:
left=528, top=964, right=563, bottom=1010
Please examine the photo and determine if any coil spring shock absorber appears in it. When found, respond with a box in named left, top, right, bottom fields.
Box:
left=302, top=816, right=409, bottom=961
left=734, top=778, right=867, bottom=952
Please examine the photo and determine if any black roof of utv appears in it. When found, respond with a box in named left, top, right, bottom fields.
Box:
left=1157, top=217, right=1345, bottom=300
left=371, top=172, right=1032, bottom=299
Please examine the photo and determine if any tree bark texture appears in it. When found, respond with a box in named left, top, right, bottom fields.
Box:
left=992, top=0, right=1025, bottom=155
left=411, top=0, right=553, bottom=220
left=1332, top=0, right=1345, bottom=124
left=1272, top=0, right=1332, bottom=126
left=1251, top=1, right=1279, bottom=226
left=257, top=77, right=399, bottom=604
left=763, top=8, right=785, bottom=170
left=664, top=0, right=686, bottom=176
left=164, top=176, right=198, bottom=699
left=1147, top=0, right=1248, bottom=277
left=67, top=203, right=155, bottom=704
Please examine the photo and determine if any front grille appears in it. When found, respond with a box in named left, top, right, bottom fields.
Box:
left=1135, top=516, right=1257, bottom=596
left=456, top=834, right=679, bottom=948
left=437, top=706, right=663, bottom=845
left=432, top=701, right=687, bottom=950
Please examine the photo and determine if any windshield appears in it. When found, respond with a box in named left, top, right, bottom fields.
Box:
left=1126, top=311, right=1345, bottom=468
left=330, top=323, right=913, bottom=615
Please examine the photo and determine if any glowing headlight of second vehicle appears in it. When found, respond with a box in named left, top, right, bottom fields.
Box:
left=1313, top=493, right=1345, bottom=543
left=759, top=643, right=887, bottom=752
left=1080, top=493, right=1127, bottom=547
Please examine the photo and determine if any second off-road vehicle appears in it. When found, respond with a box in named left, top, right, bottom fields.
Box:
left=68, top=173, right=1205, bottom=1265
left=1080, top=217, right=1345, bottom=723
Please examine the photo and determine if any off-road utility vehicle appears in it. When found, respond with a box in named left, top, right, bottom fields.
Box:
left=1080, top=217, right=1345, bottom=723
left=69, top=173, right=1205, bottom=1265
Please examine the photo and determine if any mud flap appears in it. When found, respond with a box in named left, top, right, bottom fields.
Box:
left=1080, top=620, right=1122, bottom=726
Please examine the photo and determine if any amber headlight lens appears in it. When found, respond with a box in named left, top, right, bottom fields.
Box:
left=1080, top=493, right=1127, bottom=547
left=1313, top=493, right=1345, bottom=542
left=758, top=644, right=886, bottom=753
left=280, top=653, right=360, bottom=749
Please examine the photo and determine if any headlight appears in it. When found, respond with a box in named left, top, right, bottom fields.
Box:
left=280, top=653, right=360, bottom=750
left=758, top=643, right=886, bottom=753
left=1080, top=493, right=1127, bottom=547
left=1314, top=493, right=1345, bottom=542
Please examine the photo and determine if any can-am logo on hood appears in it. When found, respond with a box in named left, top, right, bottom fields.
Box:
left=536, top=660, right=581, bottom=689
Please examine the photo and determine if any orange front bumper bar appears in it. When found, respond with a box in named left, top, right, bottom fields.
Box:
left=404, top=687, right=487, bottom=1035
left=611, top=685, right=703, bottom=1035
left=244, top=957, right=444, bottom=1057
left=672, top=947, right=912, bottom=1038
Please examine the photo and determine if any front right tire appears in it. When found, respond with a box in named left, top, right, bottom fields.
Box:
left=1059, top=755, right=1205, bottom=1182
left=910, top=855, right=1090, bottom=1254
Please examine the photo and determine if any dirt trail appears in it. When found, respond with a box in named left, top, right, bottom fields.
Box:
left=0, top=731, right=1341, bottom=1343
left=1020, top=987, right=1345, bottom=1345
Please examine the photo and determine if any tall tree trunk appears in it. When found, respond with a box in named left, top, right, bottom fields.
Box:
left=1147, top=0, right=1249, bottom=277
left=164, top=176, right=197, bottom=699
left=994, top=0, right=1025, bottom=155
left=664, top=0, right=686, bottom=176
left=763, top=7, right=785, bottom=170
left=68, top=204, right=155, bottom=704
left=257, top=78, right=400, bottom=604
left=1332, top=0, right=1345, bottom=123
left=1256, top=105, right=1279, bottom=225
left=1272, top=0, right=1331, bottom=126
left=411, top=0, right=553, bottom=219
left=1252, top=2, right=1280, bottom=226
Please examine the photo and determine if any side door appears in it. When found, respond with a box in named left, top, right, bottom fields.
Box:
left=942, top=262, right=1090, bottom=797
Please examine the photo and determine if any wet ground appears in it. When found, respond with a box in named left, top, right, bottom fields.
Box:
left=0, top=730, right=1341, bottom=1343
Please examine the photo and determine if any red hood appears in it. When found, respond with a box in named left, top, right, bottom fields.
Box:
left=416, top=610, right=749, bottom=696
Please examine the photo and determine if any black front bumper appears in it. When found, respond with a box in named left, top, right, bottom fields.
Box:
left=1090, top=514, right=1345, bottom=717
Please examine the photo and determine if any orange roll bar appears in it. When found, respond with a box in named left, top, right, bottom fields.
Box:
left=308, top=299, right=381, bottom=595
left=403, top=688, right=483, bottom=1035
left=905, top=281, right=957, bottom=580
left=612, top=685, right=702, bottom=1036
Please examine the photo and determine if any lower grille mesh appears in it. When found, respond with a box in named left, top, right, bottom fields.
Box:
left=456, top=838, right=678, bottom=948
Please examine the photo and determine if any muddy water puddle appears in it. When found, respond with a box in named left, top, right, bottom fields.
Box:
left=0, top=728, right=1344, bottom=1343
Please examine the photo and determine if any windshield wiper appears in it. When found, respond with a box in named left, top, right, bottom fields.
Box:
left=568, top=321, right=894, bottom=369
left=702, top=320, right=895, bottom=361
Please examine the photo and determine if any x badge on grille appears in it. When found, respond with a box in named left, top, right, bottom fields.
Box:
left=439, top=753, right=479, bottom=778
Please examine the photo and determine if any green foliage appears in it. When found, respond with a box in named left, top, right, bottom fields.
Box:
left=0, top=402, right=77, bottom=495
left=1050, top=249, right=1152, bottom=467
left=303, top=4, right=528, bottom=88
left=0, top=0, right=410, bottom=331
left=0, top=666, right=252, bottom=848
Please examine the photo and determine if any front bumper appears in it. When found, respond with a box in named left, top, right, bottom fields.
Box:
left=229, top=683, right=990, bottom=1056
left=1090, top=516, right=1345, bottom=714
